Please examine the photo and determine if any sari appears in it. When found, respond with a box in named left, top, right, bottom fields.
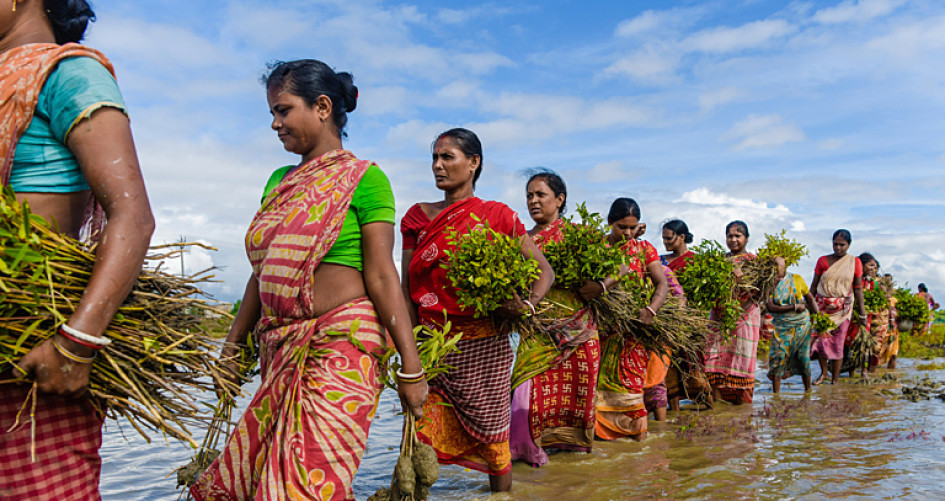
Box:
left=767, top=274, right=812, bottom=380
left=594, top=239, right=657, bottom=440
left=811, top=254, right=859, bottom=361
left=705, top=254, right=759, bottom=404
left=192, top=150, right=385, bottom=501
left=0, top=43, right=118, bottom=500
left=403, top=197, right=526, bottom=475
left=879, top=297, right=899, bottom=365
left=864, top=278, right=890, bottom=358
left=509, top=219, right=600, bottom=467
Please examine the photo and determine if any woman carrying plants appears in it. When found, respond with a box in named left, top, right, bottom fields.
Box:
left=400, top=128, right=553, bottom=492
left=594, top=198, right=668, bottom=441
left=704, top=221, right=761, bottom=405
left=508, top=169, right=601, bottom=467
left=879, top=273, right=900, bottom=369
left=0, top=2, right=155, bottom=498
left=859, top=253, right=891, bottom=374
left=809, top=229, right=866, bottom=385
left=916, top=283, right=939, bottom=335
left=766, top=259, right=818, bottom=393
left=192, top=60, right=427, bottom=500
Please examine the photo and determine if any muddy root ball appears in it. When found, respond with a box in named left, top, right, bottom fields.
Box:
left=395, top=454, right=416, bottom=495
left=412, top=442, right=439, bottom=486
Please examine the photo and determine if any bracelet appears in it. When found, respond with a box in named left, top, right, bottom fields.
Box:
left=645, top=305, right=657, bottom=317
left=60, top=324, right=111, bottom=348
left=598, top=280, right=608, bottom=294
left=396, top=369, right=425, bottom=382
left=523, top=300, right=537, bottom=316
left=52, top=337, right=97, bottom=364
left=58, top=327, right=103, bottom=349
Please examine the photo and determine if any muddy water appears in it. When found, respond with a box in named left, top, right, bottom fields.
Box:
left=100, top=358, right=945, bottom=500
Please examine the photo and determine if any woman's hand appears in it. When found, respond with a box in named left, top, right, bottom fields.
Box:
left=639, top=306, right=656, bottom=326
left=577, top=280, right=606, bottom=302
left=215, top=341, right=244, bottom=400
left=14, top=335, right=94, bottom=397
left=398, top=379, right=428, bottom=419
left=496, top=291, right=530, bottom=319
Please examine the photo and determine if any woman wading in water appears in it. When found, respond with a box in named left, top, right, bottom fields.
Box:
left=193, top=59, right=426, bottom=500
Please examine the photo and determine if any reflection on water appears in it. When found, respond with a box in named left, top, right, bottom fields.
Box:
left=100, top=359, right=945, bottom=500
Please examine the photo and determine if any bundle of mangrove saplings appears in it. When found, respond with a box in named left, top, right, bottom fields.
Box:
left=541, top=203, right=624, bottom=290
left=443, top=216, right=540, bottom=319
left=369, top=319, right=461, bottom=501
left=848, top=324, right=878, bottom=371
left=738, top=230, right=808, bottom=300
left=588, top=274, right=714, bottom=364
left=810, top=312, right=838, bottom=335
left=0, top=189, right=241, bottom=447
left=863, top=287, right=890, bottom=314
left=894, top=287, right=931, bottom=327
left=675, top=240, right=742, bottom=336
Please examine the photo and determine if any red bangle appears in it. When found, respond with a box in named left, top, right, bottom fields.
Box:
left=58, top=327, right=106, bottom=349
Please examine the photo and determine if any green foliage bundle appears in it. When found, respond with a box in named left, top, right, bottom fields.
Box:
left=894, top=288, right=931, bottom=325
left=376, top=319, right=462, bottom=391
left=0, top=188, right=238, bottom=448
left=810, top=312, right=838, bottom=334
left=740, top=231, right=808, bottom=300
left=863, top=287, right=890, bottom=314
left=541, top=203, right=624, bottom=289
left=442, top=216, right=540, bottom=318
left=848, top=326, right=878, bottom=371
left=675, top=240, right=742, bottom=335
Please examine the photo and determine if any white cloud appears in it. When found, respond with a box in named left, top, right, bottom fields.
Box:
left=615, top=10, right=665, bottom=37
left=699, top=86, right=740, bottom=111
left=683, top=20, right=796, bottom=53
left=722, top=113, right=806, bottom=150
left=602, top=50, right=680, bottom=85
left=813, top=0, right=905, bottom=24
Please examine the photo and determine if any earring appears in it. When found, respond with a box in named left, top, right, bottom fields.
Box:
left=12, top=1, right=16, bottom=12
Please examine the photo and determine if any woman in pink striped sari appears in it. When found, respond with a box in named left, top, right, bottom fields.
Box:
left=193, top=60, right=426, bottom=501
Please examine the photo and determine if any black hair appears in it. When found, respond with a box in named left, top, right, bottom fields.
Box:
left=607, top=197, right=641, bottom=225
left=919, top=283, right=928, bottom=293
left=858, top=252, right=879, bottom=268
left=726, top=220, right=749, bottom=238
left=832, top=229, right=852, bottom=244
left=662, top=219, right=694, bottom=244
left=434, top=128, right=483, bottom=187
left=525, top=168, right=567, bottom=216
left=44, top=0, right=95, bottom=44
left=263, top=59, right=358, bottom=138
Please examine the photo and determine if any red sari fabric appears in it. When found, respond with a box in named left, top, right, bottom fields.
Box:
left=594, top=239, right=658, bottom=440
left=404, top=197, right=525, bottom=475
left=193, top=150, right=385, bottom=501
left=520, top=219, right=601, bottom=454
left=0, top=43, right=117, bottom=499
left=664, top=250, right=695, bottom=274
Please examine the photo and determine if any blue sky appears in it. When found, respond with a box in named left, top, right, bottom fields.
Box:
left=83, top=0, right=945, bottom=301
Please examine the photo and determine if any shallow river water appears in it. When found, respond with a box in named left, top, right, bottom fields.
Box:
left=100, top=358, right=945, bottom=500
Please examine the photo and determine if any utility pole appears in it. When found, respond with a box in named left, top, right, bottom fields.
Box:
left=178, top=235, right=186, bottom=277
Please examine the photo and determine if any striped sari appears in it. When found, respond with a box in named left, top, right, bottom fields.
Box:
left=192, top=150, right=385, bottom=501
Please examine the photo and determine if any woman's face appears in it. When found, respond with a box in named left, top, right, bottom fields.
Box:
left=726, top=227, right=748, bottom=254
left=832, top=236, right=850, bottom=257
left=526, top=178, right=563, bottom=225
left=662, top=228, right=681, bottom=253
left=864, top=260, right=879, bottom=277
left=610, top=215, right=641, bottom=243
left=432, top=137, right=478, bottom=192
left=267, top=85, right=330, bottom=160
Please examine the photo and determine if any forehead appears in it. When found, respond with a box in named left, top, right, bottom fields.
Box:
left=614, top=215, right=640, bottom=226
left=726, top=228, right=745, bottom=237
left=527, top=178, right=551, bottom=191
left=434, top=136, right=461, bottom=152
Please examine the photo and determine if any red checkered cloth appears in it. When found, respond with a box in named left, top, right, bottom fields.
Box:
left=0, top=380, right=104, bottom=500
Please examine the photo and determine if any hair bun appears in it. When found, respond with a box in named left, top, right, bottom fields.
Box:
left=44, top=0, right=96, bottom=44
left=685, top=232, right=694, bottom=244
left=336, top=72, right=358, bottom=113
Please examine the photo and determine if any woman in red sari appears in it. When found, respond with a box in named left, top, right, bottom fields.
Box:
left=1, top=2, right=155, bottom=499
left=809, top=229, right=866, bottom=385
left=509, top=169, right=601, bottom=467
left=704, top=221, right=761, bottom=405
left=401, top=128, right=553, bottom=492
left=594, top=198, right=668, bottom=441
left=193, top=60, right=426, bottom=501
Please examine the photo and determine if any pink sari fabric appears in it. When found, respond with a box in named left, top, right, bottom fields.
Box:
left=193, top=150, right=386, bottom=501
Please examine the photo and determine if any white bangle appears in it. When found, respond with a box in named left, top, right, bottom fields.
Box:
left=645, top=305, right=657, bottom=317
left=523, top=300, right=537, bottom=316
left=396, top=369, right=425, bottom=379
left=598, top=280, right=608, bottom=294
left=61, top=323, right=112, bottom=347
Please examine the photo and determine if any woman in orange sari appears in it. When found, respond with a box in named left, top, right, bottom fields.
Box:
left=1, top=2, right=155, bottom=498
left=509, top=169, right=600, bottom=467
left=193, top=60, right=427, bottom=501
left=594, top=198, right=668, bottom=441
left=401, top=128, right=554, bottom=492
